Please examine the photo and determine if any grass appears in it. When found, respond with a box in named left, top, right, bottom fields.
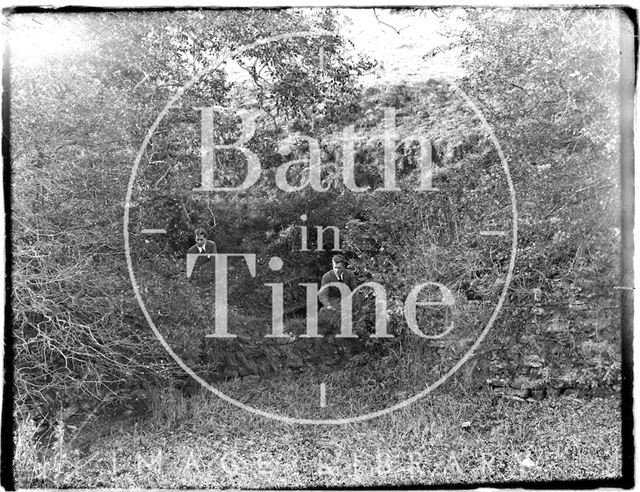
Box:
left=14, top=371, right=622, bottom=488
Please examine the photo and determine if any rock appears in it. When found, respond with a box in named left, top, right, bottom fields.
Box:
left=486, top=378, right=509, bottom=387
left=512, top=376, right=545, bottom=390
left=500, top=387, right=530, bottom=398
left=556, top=373, right=577, bottom=387
left=276, top=337, right=295, bottom=345
left=531, top=388, right=546, bottom=401
left=522, top=354, right=544, bottom=368
left=569, top=303, right=587, bottom=311
left=547, top=388, right=562, bottom=398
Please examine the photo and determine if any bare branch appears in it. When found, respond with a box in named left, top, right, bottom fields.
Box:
left=153, top=161, right=178, bottom=188
left=373, top=9, right=402, bottom=35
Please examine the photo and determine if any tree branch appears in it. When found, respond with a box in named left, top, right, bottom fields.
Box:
left=153, top=162, right=178, bottom=188
left=373, top=9, right=401, bottom=35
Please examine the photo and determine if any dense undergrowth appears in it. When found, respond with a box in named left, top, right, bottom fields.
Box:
left=10, top=9, right=624, bottom=484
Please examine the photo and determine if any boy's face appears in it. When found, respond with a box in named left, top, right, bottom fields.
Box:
left=332, top=261, right=345, bottom=277
left=196, top=234, right=206, bottom=247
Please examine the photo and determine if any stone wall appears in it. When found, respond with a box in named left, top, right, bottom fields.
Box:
left=199, top=334, right=366, bottom=382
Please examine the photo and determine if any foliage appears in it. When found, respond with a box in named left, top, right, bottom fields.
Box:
left=451, top=8, right=621, bottom=292
left=435, top=8, right=623, bottom=386
left=10, top=9, right=371, bottom=423
left=11, top=12, right=179, bottom=423
left=11, top=8, right=623, bottom=436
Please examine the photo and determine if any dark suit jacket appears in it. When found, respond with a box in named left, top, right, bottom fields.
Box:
left=319, top=269, right=357, bottom=308
left=187, top=239, right=217, bottom=272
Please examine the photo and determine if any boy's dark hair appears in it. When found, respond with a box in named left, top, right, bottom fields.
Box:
left=194, top=228, right=206, bottom=236
left=332, top=254, right=347, bottom=265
